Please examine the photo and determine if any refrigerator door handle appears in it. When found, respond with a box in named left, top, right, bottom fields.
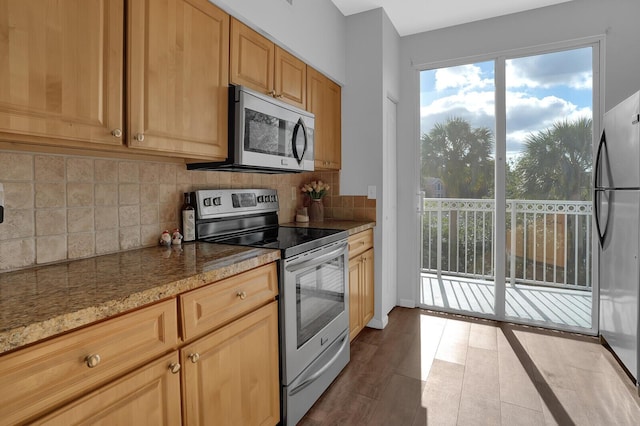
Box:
left=594, top=189, right=605, bottom=247
left=594, top=189, right=612, bottom=248
left=594, top=130, right=606, bottom=189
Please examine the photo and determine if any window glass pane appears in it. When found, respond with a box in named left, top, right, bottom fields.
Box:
left=419, top=62, right=497, bottom=316
left=504, top=47, right=593, bottom=329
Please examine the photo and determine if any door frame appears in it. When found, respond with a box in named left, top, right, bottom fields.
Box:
left=414, top=37, right=603, bottom=336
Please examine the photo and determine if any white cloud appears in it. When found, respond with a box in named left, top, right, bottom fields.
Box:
left=434, top=64, right=493, bottom=91
left=506, top=48, right=592, bottom=90
left=421, top=90, right=495, bottom=117
left=421, top=90, right=592, bottom=157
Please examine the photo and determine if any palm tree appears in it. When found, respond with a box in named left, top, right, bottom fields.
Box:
left=421, top=117, right=495, bottom=273
left=513, top=118, right=592, bottom=201
left=421, top=117, right=495, bottom=198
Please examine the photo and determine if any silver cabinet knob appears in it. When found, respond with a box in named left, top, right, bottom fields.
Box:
left=134, top=133, right=145, bottom=142
left=188, top=353, right=200, bottom=363
left=85, top=354, right=101, bottom=368
left=169, top=362, right=181, bottom=374
left=236, top=290, right=247, bottom=300
left=111, top=128, right=122, bottom=138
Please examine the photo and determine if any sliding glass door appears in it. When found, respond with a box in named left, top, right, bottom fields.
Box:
left=419, top=43, right=599, bottom=334
left=503, top=48, right=594, bottom=331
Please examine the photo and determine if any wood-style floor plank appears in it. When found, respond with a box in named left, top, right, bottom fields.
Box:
left=298, top=307, right=640, bottom=426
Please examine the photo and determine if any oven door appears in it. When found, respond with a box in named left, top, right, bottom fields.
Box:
left=281, top=239, right=349, bottom=384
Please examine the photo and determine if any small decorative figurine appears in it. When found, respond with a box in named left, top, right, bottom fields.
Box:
left=172, top=229, right=183, bottom=245
left=159, top=230, right=172, bottom=246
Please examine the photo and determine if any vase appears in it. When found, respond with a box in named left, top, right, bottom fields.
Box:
left=309, top=198, right=324, bottom=222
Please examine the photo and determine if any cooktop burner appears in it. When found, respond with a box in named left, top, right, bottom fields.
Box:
left=205, top=226, right=347, bottom=258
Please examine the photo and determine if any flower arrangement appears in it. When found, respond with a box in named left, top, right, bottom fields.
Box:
left=301, top=180, right=330, bottom=200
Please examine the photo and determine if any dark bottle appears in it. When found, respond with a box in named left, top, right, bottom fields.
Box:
left=181, top=192, right=196, bottom=242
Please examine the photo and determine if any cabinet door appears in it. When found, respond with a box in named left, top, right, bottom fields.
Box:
left=182, top=301, right=280, bottom=426
left=0, top=0, right=124, bottom=147
left=362, top=248, right=375, bottom=326
left=274, top=46, right=306, bottom=109
left=230, top=18, right=274, bottom=95
left=307, top=67, right=341, bottom=170
left=128, top=0, right=229, bottom=159
left=325, top=77, right=342, bottom=169
left=33, top=352, right=182, bottom=426
left=349, top=256, right=363, bottom=341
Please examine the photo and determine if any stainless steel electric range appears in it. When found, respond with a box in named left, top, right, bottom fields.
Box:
left=191, top=188, right=350, bottom=425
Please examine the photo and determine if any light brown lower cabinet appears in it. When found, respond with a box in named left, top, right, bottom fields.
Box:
left=0, top=263, right=280, bottom=426
left=348, top=229, right=375, bottom=341
left=32, top=352, right=182, bottom=425
left=181, top=301, right=280, bottom=426
left=0, top=300, right=179, bottom=426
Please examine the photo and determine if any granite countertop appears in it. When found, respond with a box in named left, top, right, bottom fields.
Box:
left=282, top=220, right=375, bottom=236
left=0, top=243, right=280, bottom=355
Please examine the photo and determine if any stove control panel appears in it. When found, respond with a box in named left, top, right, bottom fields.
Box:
left=193, top=189, right=279, bottom=219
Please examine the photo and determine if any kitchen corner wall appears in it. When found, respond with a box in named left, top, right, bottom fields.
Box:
left=0, top=151, right=375, bottom=272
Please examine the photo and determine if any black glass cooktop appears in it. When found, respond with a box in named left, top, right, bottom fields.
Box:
left=205, top=226, right=348, bottom=258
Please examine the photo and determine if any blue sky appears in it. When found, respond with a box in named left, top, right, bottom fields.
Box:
left=420, top=46, right=593, bottom=161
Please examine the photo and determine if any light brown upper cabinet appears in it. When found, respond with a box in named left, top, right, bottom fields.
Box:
left=128, top=0, right=229, bottom=160
left=230, top=18, right=306, bottom=110
left=274, top=47, right=307, bottom=109
left=0, top=0, right=124, bottom=148
left=307, top=67, right=341, bottom=170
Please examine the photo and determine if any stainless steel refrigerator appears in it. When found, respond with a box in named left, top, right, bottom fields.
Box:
left=596, top=90, right=640, bottom=387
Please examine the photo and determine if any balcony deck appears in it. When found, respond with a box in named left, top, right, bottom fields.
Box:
left=420, top=272, right=592, bottom=329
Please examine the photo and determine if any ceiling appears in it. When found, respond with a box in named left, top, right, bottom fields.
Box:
left=330, top=0, right=574, bottom=36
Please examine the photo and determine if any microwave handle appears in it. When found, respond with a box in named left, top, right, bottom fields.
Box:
left=292, top=118, right=308, bottom=164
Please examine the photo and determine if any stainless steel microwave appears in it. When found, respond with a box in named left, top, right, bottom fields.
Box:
left=188, top=85, right=314, bottom=173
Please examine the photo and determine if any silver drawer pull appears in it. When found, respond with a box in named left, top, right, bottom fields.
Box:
left=236, top=291, right=247, bottom=300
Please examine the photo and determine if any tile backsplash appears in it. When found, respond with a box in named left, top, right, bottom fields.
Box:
left=0, top=151, right=375, bottom=271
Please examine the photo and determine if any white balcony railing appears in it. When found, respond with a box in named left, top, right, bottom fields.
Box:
left=420, top=198, right=592, bottom=290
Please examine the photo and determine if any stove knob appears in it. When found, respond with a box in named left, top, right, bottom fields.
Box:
left=257, top=195, right=264, bottom=203
left=203, top=198, right=212, bottom=207
left=213, top=197, right=222, bottom=206
left=271, top=195, right=278, bottom=202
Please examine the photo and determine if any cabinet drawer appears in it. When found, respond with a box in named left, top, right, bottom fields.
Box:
left=33, top=352, right=182, bottom=426
left=0, top=299, right=178, bottom=425
left=348, top=229, right=373, bottom=259
left=180, top=263, right=278, bottom=341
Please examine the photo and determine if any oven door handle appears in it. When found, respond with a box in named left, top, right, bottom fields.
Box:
left=285, top=242, right=348, bottom=273
left=288, top=333, right=349, bottom=396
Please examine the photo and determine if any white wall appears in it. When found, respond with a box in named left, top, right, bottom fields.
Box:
left=342, top=8, right=400, bottom=327
left=382, top=12, right=400, bottom=315
left=209, top=0, right=347, bottom=84
left=342, top=10, right=383, bottom=197
left=396, top=0, right=640, bottom=307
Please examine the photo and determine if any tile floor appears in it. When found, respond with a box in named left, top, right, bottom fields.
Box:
left=299, top=307, right=640, bottom=426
